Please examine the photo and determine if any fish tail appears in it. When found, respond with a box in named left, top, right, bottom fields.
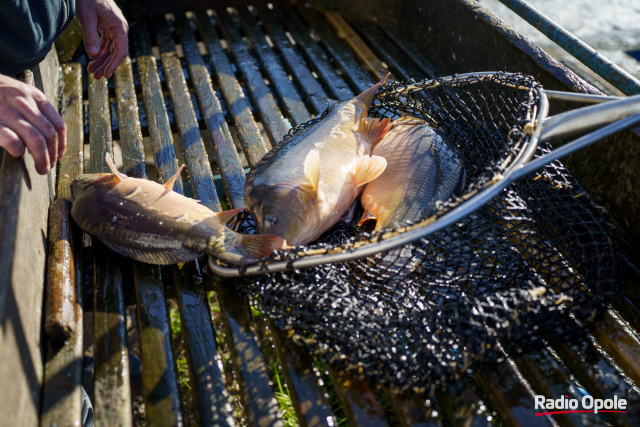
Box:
left=211, top=232, right=286, bottom=265
left=359, top=117, right=393, bottom=146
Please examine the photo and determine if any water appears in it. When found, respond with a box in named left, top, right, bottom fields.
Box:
left=477, top=0, right=640, bottom=85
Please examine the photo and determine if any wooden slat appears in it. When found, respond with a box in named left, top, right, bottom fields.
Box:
left=269, top=325, right=337, bottom=427
left=0, top=67, right=57, bottom=427
left=175, top=262, right=236, bottom=427
left=214, top=278, right=284, bottom=427
left=154, top=15, right=221, bottom=211
left=134, top=262, right=183, bottom=426
left=194, top=11, right=272, bottom=166
left=233, top=7, right=310, bottom=126
left=92, top=243, right=133, bottom=427
left=323, top=11, right=391, bottom=81
left=387, top=391, right=442, bottom=427
left=57, top=63, right=84, bottom=198
left=435, top=378, right=493, bottom=427
left=214, top=9, right=289, bottom=147
left=254, top=5, right=329, bottom=114
left=297, top=8, right=376, bottom=93
left=328, top=369, right=388, bottom=426
left=175, top=14, right=246, bottom=208
left=382, top=27, right=442, bottom=79
left=41, top=199, right=83, bottom=427
left=274, top=5, right=354, bottom=101
left=114, top=57, right=146, bottom=178
left=131, top=22, right=184, bottom=194
left=88, top=74, right=113, bottom=172
left=352, top=20, right=424, bottom=81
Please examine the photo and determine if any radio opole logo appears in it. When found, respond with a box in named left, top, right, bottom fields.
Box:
left=534, top=394, right=627, bottom=416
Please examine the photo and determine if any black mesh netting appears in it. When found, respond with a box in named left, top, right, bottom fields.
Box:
left=223, top=73, right=620, bottom=392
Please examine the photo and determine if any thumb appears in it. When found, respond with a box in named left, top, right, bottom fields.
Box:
left=81, top=15, right=101, bottom=58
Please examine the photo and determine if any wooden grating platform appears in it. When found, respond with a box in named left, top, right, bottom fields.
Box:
left=34, top=3, right=640, bottom=427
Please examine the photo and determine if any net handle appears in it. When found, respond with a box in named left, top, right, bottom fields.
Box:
left=209, top=85, right=640, bottom=278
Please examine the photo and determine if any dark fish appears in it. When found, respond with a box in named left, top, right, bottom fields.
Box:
left=70, top=153, right=285, bottom=265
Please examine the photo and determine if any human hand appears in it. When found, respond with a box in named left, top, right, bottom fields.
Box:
left=76, top=0, right=129, bottom=79
left=0, top=74, right=66, bottom=174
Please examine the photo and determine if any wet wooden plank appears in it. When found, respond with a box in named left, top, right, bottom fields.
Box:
left=322, top=11, right=391, bottom=81
left=215, top=278, right=284, bottom=427
left=131, top=22, right=184, bottom=194
left=153, top=16, right=221, bottom=211
left=89, top=74, right=113, bottom=172
left=194, top=11, right=271, bottom=166
left=382, top=27, right=441, bottom=79
left=274, top=5, right=354, bottom=101
left=254, top=5, right=329, bottom=114
left=387, top=391, right=442, bottom=427
left=175, top=261, right=235, bottom=427
left=435, top=378, right=492, bottom=427
left=134, top=262, right=183, bottom=426
left=269, top=325, right=337, bottom=427
left=114, top=57, right=146, bottom=178
left=297, top=7, right=376, bottom=93
left=473, top=360, right=555, bottom=427
left=328, top=369, right=388, bottom=426
left=352, top=20, right=424, bottom=81
left=93, top=243, right=133, bottom=426
left=552, top=341, right=640, bottom=427
left=57, top=63, right=84, bottom=197
left=41, top=198, right=83, bottom=427
left=0, top=68, right=57, bottom=427
left=214, top=9, right=289, bottom=147
left=234, top=7, right=310, bottom=126
left=175, top=14, right=246, bottom=208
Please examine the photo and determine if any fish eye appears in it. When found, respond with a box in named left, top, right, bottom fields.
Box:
left=264, top=216, right=278, bottom=228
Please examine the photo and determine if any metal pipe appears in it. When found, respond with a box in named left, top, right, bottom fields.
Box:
left=497, top=0, right=640, bottom=96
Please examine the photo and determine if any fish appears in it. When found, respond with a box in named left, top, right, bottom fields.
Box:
left=359, top=115, right=466, bottom=230
left=245, top=75, right=392, bottom=246
left=70, top=153, right=286, bottom=265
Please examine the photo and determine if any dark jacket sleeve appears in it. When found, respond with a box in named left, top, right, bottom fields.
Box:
left=0, top=0, right=76, bottom=76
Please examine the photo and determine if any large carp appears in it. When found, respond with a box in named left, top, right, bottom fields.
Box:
left=70, top=153, right=285, bottom=265
left=245, top=75, right=392, bottom=246
left=359, top=116, right=466, bottom=230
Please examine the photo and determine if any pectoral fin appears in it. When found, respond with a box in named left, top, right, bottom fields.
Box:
left=214, top=207, right=245, bottom=224
left=163, top=164, right=185, bottom=190
left=105, top=152, right=128, bottom=182
left=358, top=117, right=392, bottom=146
left=303, top=150, right=320, bottom=194
left=353, top=155, right=387, bottom=188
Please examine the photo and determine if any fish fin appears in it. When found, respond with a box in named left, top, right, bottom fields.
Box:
left=394, top=114, right=427, bottom=126
left=353, top=155, right=387, bottom=188
left=213, top=208, right=244, bottom=224
left=84, top=173, right=117, bottom=188
left=356, top=73, right=391, bottom=107
left=303, top=150, right=320, bottom=194
left=163, top=164, right=185, bottom=190
left=359, top=117, right=393, bottom=146
left=105, top=241, right=198, bottom=265
left=212, top=234, right=286, bottom=265
left=105, top=152, right=128, bottom=182
left=358, top=210, right=378, bottom=227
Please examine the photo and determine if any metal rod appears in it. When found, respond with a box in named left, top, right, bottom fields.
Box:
left=497, top=0, right=640, bottom=96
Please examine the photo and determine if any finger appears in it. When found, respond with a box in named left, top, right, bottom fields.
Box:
left=81, top=12, right=101, bottom=58
left=103, top=44, right=128, bottom=79
left=35, top=96, right=67, bottom=160
left=0, top=112, right=51, bottom=174
left=0, top=125, right=25, bottom=158
left=14, top=93, right=62, bottom=168
left=87, top=41, right=113, bottom=78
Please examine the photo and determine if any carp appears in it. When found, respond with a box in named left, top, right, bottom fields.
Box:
left=359, top=116, right=466, bottom=230
left=245, top=75, right=392, bottom=246
left=70, top=153, right=286, bottom=265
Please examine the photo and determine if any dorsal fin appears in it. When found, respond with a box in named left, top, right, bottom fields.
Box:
left=164, top=164, right=185, bottom=190
left=214, top=207, right=244, bottom=224
left=105, top=152, right=128, bottom=182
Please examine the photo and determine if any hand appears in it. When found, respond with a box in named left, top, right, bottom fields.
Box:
left=0, top=74, right=67, bottom=174
left=76, top=0, right=129, bottom=79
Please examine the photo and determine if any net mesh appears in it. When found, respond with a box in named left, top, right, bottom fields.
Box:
left=225, top=73, right=619, bottom=391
